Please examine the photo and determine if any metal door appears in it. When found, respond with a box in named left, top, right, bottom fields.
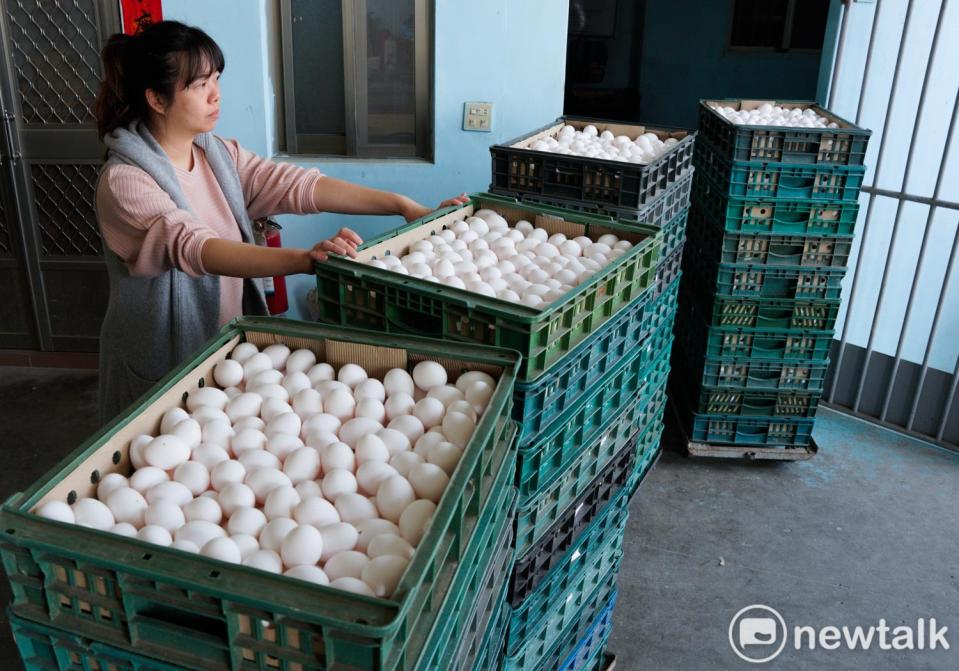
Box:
left=823, top=0, right=959, bottom=449
left=0, top=0, right=119, bottom=352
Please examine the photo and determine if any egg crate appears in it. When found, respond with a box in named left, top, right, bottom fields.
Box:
left=700, top=292, right=840, bottom=331
left=651, top=246, right=684, bottom=300
left=693, top=143, right=866, bottom=202
left=689, top=178, right=859, bottom=236
left=688, top=255, right=848, bottom=302
left=698, top=99, right=871, bottom=167
left=516, top=332, right=673, bottom=501
left=490, top=116, right=696, bottom=212
left=502, top=557, right=619, bottom=671
left=687, top=385, right=822, bottom=419
left=505, top=501, right=624, bottom=658
left=684, top=410, right=816, bottom=448
left=686, top=208, right=853, bottom=269
left=513, top=400, right=638, bottom=564
left=658, top=204, right=689, bottom=260
left=511, top=417, right=655, bottom=607
left=494, top=166, right=694, bottom=230
left=415, top=471, right=516, bottom=671
left=0, top=316, right=521, bottom=671
left=511, top=274, right=677, bottom=447
left=624, top=418, right=665, bottom=501
left=315, top=192, right=661, bottom=384
left=472, top=576, right=510, bottom=671
left=10, top=611, right=187, bottom=671
left=674, top=343, right=830, bottom=394
left=558, top=589, right=616, bottom=671
left=672, top=297, right=833, bottom=363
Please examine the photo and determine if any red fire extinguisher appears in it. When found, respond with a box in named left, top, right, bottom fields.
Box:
left=254, top=218, right=288, bottom=315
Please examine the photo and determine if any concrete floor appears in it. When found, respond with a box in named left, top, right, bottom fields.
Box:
left=1, top=367, right=957, bottom=669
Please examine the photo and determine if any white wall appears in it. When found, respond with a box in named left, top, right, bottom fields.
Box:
left=827, top=0, right=959, bottom=372
left=163, top=0, right=570, bottom=319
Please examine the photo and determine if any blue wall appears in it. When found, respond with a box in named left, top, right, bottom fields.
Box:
left=637, top=0, right=824, bottom=128
left=163, top=0, right=570, bottom=319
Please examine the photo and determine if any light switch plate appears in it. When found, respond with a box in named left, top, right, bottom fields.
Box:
left=464, top=102, right=493, bottom=132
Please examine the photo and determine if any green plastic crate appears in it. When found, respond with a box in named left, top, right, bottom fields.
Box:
left=502, top=564, right=618, bottom=671
left=472, top=578, right=510, bottom=671
left=686, top=411, right=816, bottom=448
left=314, top=192, right=661, bottom=383
left=416, top=454, right=517, bottom=671
left=490, top=116, right=696, bottom=214
left=0, top=317, right=521, bottom=671
left=692, top=387, right=822, bottom=418
left=11, top=612, right=186, bottom=671
left=685, top=353, right=829, bottom=393
left=516, top=333, right=673, bottom=500
left=512, top=277, right=677, bottom=446
left=685, top=255, right=847, bottom=301
left=699, top=293, right=841, bottom=330
left=698, top=99, right=871, bottom=167
left=694, top=148, right=865, bottom=201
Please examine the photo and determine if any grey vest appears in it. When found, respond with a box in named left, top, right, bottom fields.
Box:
left=97, top=121, right=268, bottom=423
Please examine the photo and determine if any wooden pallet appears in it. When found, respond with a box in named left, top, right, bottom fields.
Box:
left=668, top=399, right=819, bottom=461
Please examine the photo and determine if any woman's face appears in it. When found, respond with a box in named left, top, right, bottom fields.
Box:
left=148, top=67, right=221, bottom=136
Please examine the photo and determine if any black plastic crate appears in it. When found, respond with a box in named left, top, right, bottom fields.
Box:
left=505, top=169, right=694, bottom=229
left=698, top=99, right=871, bottom=167
left=490, top=116, right=696, bottom=214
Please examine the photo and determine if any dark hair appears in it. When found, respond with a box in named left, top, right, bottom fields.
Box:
left=94, top=21, right=225, bottom=137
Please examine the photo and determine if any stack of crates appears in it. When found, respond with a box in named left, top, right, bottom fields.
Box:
left=1, top=318, right=524, bottom=671
left=487, top=116, right=695, bottom=669
left=672, top=99, right=870, bottom=458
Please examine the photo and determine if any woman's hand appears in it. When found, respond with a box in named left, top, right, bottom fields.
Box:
left=308, top=227, right=363, bottom=262
left=399, top=193, right=470, bottom=223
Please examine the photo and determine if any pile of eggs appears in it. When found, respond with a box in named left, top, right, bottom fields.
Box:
left=525, top=124, right=679, bottom=164
left=36, top=343, right=497, bottom=599
left=708, top=102, right=839, bottom=129
left=363, top=209, right=633, bottom=309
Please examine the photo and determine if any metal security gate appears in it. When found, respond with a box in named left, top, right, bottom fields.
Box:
left=823, top=0, right=959, bottom=449
left=0, top=0, right=118, bottom=352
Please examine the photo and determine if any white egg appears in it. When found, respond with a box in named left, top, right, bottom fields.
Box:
left=362, top=555, right=409, bottom=597
left=105, top=487, right=148, bottom=526
left=408, top=463, right=450, bottom=503
left=389, top=451, right=425, bottom=478
left=262, top=344, right=291, bottom=370
left=441, top=412, right=475, bottom=449
left=245, top=468, right=292, bottom=505
left=528, top=228, right=548, bottom=243
left=465, top=381, right=493, bottom=414
left=515, top=220, right=534, bottom=234
left=260, top=517, right=298, bottom=552
left=175, top=520, right=226, bottom=548
left=330, top=576, right=375, bottom=596
left=266, top=434, right=303, bottom=461
left=231, top=428, right=267, bottom=455
left=143, top=499, right=185, bottom=533
left=186, top=387, right=229, bottom=413
left=324, top=390, right=356, bottom=422
left=413, top=431, right=445, bottom=459
left=426, top=385, right=465, bottom=408
left=238, top=449, right=280, bottom=473
left=230, top=342, right=259, bottom=364
left=302, top=414, right=342, bottom=442
left=388, top=415, right=425, bottom=444
left=174, top=461, right=210, bottom=496
left=281, top=524, right=324, bottom=567
left=227, top=507, right=267, bottom=537
left=138, top=525, right=173, bottom=547
left=427, top=442, right=464, bottom=476
left=143, top=435, right=190, bottom=471
left=335, top=493, right=378, bottom=525
left=243, top=549, right=283, bottom=573
left=446, top=399, right=479, bottom=422
left=282, top=371, right=312, bottom=398
left=319, top=522, right=359, bottom=562
left=109, top=522, right=138, bottom=537
left=384, top=393, right=416, bottom=421
left=412, top=397, right=445, bottom=428
left=321, top=441, right=356, bottom=473
left=324, top=550, right=370, bottom=581
left=95, top=473, right=129, bottom=501
left=376, top=476, right=416, bottom=523
left=306, top=362, right=335, bottom=387
left=354, top=378, right=386, bottom=402
left=242, top=353, right=273, bottom=382
left=232, top=416, right=266, bottom=434
left=383, top=368, right=415, bottom=397
left=226, top=393, right=262, bottom=422
left=356, top=461, right=400, bottom=496
left=290, top=389, right=323, bottom=419
left=217, top=482, right=255, bottom=517
left=366, top=533, right=416, bottom=561
left=323, top=469, right=359, bottom=499
left=399, top=499, right=436, bottom=546
left=129, top=435, right=153, bottom=469
left=191, top=406, right=230, bottom=427
left=294, top=480, right=323, bottom=500
left=183, top=497, right=222, bottom=524
left=160, top=408, right=190, bottom=435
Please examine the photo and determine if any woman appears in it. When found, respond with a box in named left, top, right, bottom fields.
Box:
left=94, top=20, right=466, bottom=422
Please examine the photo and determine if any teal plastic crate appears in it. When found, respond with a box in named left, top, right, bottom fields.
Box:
left=698, top=99, right=870, bottom=167
left=416, top=457, right=517, bottom=671
left=692, top=387, right=822, bottom=418
left=686, top=411, right=816, bottom=447
left=0, top=317, right=521, bottom=671
left=315, top=192, right=661, bottom=383
left=502, top=567, right=618, bottom=671
left=558, top=590, right=616, bottom=671
left=694, top=148, right=865, bottom=201
left=699, top=293, right=841, bottom=330
left=687, top=257, right=847, bottom=301
left=512, top=278, right=677, bottom=446
left=505, top=503, right=625, bottom=657
left=689, top=178, right=859, bottom=236
left=11, top=612, right=187, bottom=671
left=690, top=354, right=829, bottom=393
left=516, top=334, right=673, bottom=500
left=472, top=578, right=510, bottom=671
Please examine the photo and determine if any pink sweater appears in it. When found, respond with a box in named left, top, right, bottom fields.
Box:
left=96, top=138, right=323, bottom=325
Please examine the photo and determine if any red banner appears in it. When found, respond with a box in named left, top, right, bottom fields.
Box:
left=119, top=0, right=163, bottom=35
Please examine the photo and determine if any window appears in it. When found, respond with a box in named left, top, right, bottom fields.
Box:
left=729, top=0, right=829, bottom=52
left=279, top=0, right=431, bottom=158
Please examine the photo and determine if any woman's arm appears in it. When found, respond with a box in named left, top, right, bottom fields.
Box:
left=201, top=236, right=357, bottom=278
left=312, top=177, right=470, bottom=222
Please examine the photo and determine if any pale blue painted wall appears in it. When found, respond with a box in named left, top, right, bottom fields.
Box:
left=826, top=0, right=959, bottom=372
left=163, top=0, right=570, bottom=319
